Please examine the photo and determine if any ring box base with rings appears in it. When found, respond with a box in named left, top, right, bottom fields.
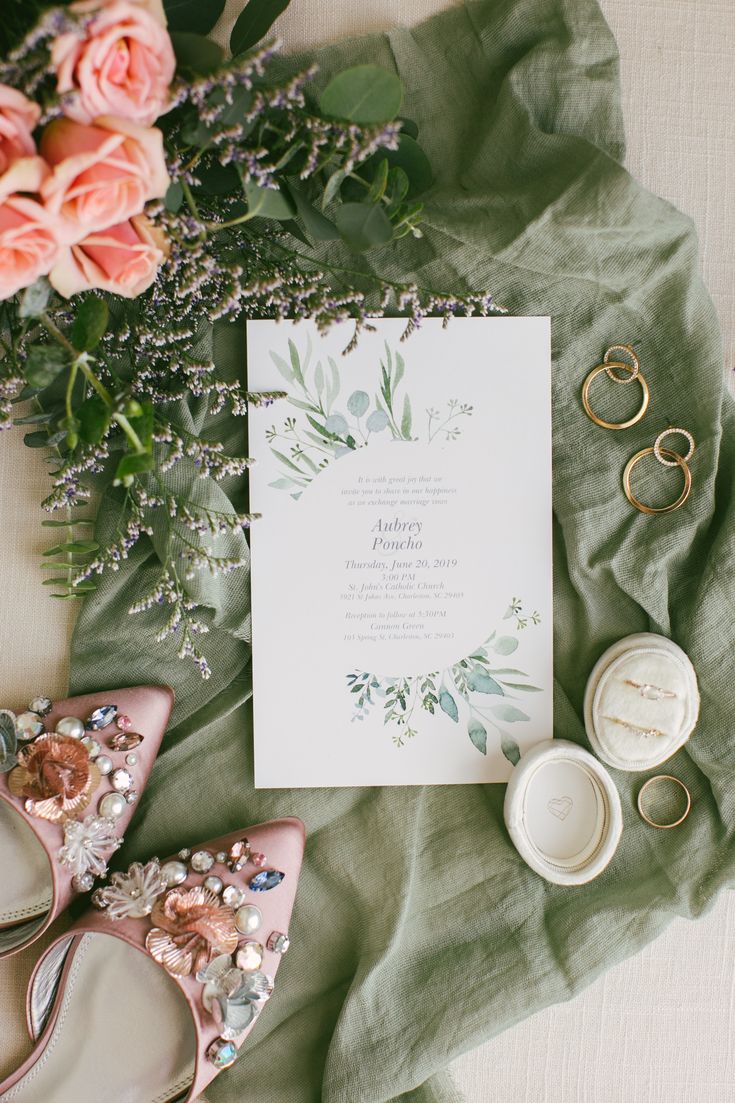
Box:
left=584, top=633, right=699, bottom=772
left=504, top=740, right=623, bottom=885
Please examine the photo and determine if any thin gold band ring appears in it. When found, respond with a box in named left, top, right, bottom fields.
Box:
left=623, top=447, right=692, bottom=514
left=582, top=362, right=650, bottom=430
left=637, top=775, right=691, bottom=829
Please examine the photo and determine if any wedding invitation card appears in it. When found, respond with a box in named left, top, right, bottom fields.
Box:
left=247, top=317, right=552, bottom=787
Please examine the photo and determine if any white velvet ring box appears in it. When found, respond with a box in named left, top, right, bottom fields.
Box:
left=583, top=632, right=699, bottom=772
left=504, top=740, right=623, bottom=886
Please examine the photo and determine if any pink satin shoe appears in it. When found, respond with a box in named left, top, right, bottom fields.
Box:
left=0, top=685, right=174, bottom=958
left=0, top=819, right=305, bottom=1103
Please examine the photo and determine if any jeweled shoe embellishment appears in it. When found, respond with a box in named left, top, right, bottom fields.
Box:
left=1, top=692, right=153, bottom=897
left=86, top=705, right=118, bottom=731
left=249, top=869, right=285, bottom=892
left=58, top=815, right=122, bottom=891
left=92, top=860, right=167, bottom=919
left=8, top=733, right=101, bottom=823
left=109, top=730, right=144, bottom=752
left=145, top=886, right=239, bottom=976
left=0, top=710, right=19, bottom=773
left=91, top=839, right=293, bottom=1075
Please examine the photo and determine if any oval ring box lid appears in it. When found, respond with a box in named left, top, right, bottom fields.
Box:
left=583, top=633, right=699, bottom=772
left=504, top=739, right=623, bottom=886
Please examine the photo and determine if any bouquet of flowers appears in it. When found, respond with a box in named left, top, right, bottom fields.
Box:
left=0, top=0, right=499, bottom=675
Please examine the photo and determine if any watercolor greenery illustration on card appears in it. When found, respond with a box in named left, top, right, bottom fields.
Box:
left=264, top=336, right=473, bottom=497
left=346, top=598, right=542, bottom=762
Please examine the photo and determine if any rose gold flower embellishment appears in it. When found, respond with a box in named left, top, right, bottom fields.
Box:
left=8, top=733, right=100, bottom=823
left=145, top=886, right=238, bottom=977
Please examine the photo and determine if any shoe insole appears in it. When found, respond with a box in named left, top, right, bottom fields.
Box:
left=2, top=934, right=196, bottom=1103
left=0, top=801, right=53, bottom=928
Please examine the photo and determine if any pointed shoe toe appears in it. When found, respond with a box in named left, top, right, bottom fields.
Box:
left=0, top=685, right=174, bottom=959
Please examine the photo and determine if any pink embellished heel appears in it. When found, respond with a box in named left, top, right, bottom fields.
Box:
left=0, top=819, right=305, bottom=1103
left=0, top=685, right=174, bottom=958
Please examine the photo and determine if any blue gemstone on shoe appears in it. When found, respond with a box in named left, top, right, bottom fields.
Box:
left=249, top=869, right=285, bottom=892
left=86, top=705, right=118, bottom=731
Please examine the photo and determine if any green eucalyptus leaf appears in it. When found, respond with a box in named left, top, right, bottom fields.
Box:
left=501, top=735, right=522, bottom=766
left=230, top=0, right=291, bottom=54
left=288, top=182, right=340, bottom=241
left=41, top=518, right=94, bottom=527
left=366, top=409, right=389, bottom=432
left=502, top=682, right=543, bottom=693
left=78, top=394, right=110, bottom=445
left=335, top=202, right=393, bottom=252
left=18, top=277, right=51, bottom=319
left=128, top=399, right=154, bottom=449
left=439, top=690, right=459, bottom=722
left=400, top=393, right=412, bottom=438
left=25, top=345, right=69, bottom=390
left=13, top=409, right=56, bottom=425
left=398, top=116, right=419, bottom=139
left=493, top=636, right=519, bottom=655
left=113, top=451, right=154, bottom=486
left=468, top=718, right=487, bottom=755
left=347, top=390, right=369, bottom=417
left=367, top=157, right=389, bottom=203
left=170, top=31, right=223, bottom=75
left=387, top=165, right=409, bottom=206
left=491, top=704, right=530, bottom=723
left=164, top=0, right=225, bottom=34
left=245, top=180, right=296, bottom=220
left=321, top=168, right=346, bottom=210
left=467, top=672, right=504, bottom=695
left=320, top=65, right=403, bottom=123
left=165, top=180, right=184, bottom=212
left=269, top=351, right=293, bottom=383
left=381, top=134, right=433, bottom=197
left=71, top=296, right=108, bottom=352
left=23, top=430, right=51, bottom=448
left=288, top=339, right=305, bottom=386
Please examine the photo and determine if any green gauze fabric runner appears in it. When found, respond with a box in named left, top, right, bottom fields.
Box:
left=68, top=1, right=734, bottom=1100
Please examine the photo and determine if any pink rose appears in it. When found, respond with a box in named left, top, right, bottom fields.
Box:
left=52, top=0, right=175, bottom=127
left=49, top=213, right=168, bottom=298
left=0, top=157, right=62, bottom=301
left=40, top=116, right=169, bottom=244
left=0, top=85, right=41, bottom=174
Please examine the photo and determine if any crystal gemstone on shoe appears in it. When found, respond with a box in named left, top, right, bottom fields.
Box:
left=207, top=1037, right=238, bottom=1070
left=29, top=696, right=52, bottom=716
left=16, top=712, right=45, bottom=740
left=191, top=850, right=215, bottom=873
left=109, top=731, right=144, bottom=752
left=235, top=941, right=263, bottom=971
left=86, top=705, right=118, bottom=731
left=223, top=885, right=246, bottom=909
left=249, top=869, right=285, bottom=892
left=267, top=931, right=290, bottom=954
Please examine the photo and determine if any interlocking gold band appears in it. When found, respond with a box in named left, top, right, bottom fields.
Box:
left=623, top=446, right=692, bottom=514
left=582, top=362, right=650, bottom=430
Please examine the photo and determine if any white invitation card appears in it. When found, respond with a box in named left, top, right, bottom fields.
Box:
left=247, top=317, right=552, bottom=787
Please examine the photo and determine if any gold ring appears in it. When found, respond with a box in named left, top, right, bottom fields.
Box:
left=623, top=446, right=691, bottom=514
left=637, top=775, right=691, bottom=829
left=582, top=363, right=650, bottom=429
left=603, top=343, right=640, bottom=383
